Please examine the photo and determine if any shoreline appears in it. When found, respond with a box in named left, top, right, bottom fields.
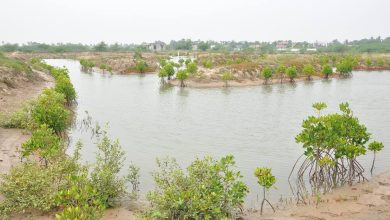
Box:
left=250, top=170, right=390, bottom=219
left=168, top=74, right=341, bottom=88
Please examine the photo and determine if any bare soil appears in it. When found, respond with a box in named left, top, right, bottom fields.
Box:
left=245, top=171, right=390, bottom=220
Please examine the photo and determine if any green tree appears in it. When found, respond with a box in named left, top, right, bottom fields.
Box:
left=158, top=68, right=168, bottom=84
left=198, top=41, right=210, bottom=51
left=163, top=63, right=175, bottom=80
left=94, top=41, right=107, bottom=52
left=336, top=59, right=353, bottom=76
left=176, top=69, right=189, bottom=87
left=276, top=64, right=286, bottom=83
left=322, top=64, right=333, bottom=79
left=221, top=71, right=234, bottom=87
left=254, top=167, right=276, bottom=215
left=262, top=66, right=273, bottom=84
left=285, top=66, right=297, bottom=82
left=368, top=141, right=384, bottom=174
left=303, top=64, right=315, bottom=80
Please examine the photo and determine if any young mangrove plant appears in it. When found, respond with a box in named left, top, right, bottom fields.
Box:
left=368, top=141, right=384, bottom=175
left=145, top=155, right=248, bottom=219
left=290, top=102, right=384, bottom=203
left=221, top=71, right=234, bottom=87
left=276, top=64, right=286, bottom=83
left=262, top=66, right=273, bottom=84
left=321, top=64, right=333, bottom=79
left=285, top=66, right=297, bottom=82
left=303, top=64, right=315, bottom=80
left=176, top=69, right=189, bottom=87
left=254, top=167, right=276, bottom=215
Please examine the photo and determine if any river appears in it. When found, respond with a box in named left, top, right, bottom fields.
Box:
left=45, top=59, right=390, bottom=206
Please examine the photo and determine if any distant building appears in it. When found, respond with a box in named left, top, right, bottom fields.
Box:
left=148, top=41, right=166, bottom=52
left=276, top=41, right=289, bottom=51
left=192, top=45, right=198, bottom=51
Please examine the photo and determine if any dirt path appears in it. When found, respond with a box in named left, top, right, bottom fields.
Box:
left=247, top=171, right=390, bottom=220
left=0, top=70, right=54, bottom=174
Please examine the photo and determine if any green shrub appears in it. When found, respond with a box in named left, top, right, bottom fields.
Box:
left=303, top=64, right=315, bottom=80
left=221, top=71, right=234, bottom=87
left=135, top=60, right=147, bottom=73
left=322, top=64, right=333, bottom=79
left=146, top=155, right=248, bottom=219
left=50, top=67, right=69, bottom=79
left=22, top=124, right=62, bottom=163
left=254, top=167, right=276, bottom=215
left=0, top=162, right=60, bottom=214
left=262, top=66, right=273, bottom=84
left=55, top=170, right=105, bottom=220
left=176, top=69, right=189, bottom=87
left=91, top=131, right=128, bottom=207
left=285, top=66, right=297, bottom=82
left=202, top=59, right=213, bottom=68
left=336, top=59, right=353, bottom=75
left=32, top=89, right=70, bottom=134
left=186, top=62, right=197, bottom=74
left=55, top=75, right=76, bottom=104
left=0, top=101, right=35, bottom=129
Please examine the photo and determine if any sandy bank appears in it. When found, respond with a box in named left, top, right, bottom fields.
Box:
left=169, top=75, right=339, bottom=88
left=0, top=70, right=54, bottom=174
left=246, top=171, right=390, bottom=220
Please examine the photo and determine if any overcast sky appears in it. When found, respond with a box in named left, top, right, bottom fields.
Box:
left=0, top=0, right=389, bottom=44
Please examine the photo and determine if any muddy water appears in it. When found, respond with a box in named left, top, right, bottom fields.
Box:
left=46, top=59, right=390, bottom=206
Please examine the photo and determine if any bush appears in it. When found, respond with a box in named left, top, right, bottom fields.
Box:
left=336, top=59, right=353, bottom=75
left=146, top=155, right=248, bottom=219
left=32, top=89, right=70, bottom=134
left=22, top=124, right=62, bottom=163
left=135, top=60, right=147, bottom=73
left=176, top=69, right=189, bottom=87
left=221, top=71, right=234, bottom=87
left=202, top=59, right=213, bottom=68
left=55, top=75, right=76, bottom=105
left=91, top=131, right=128, bottom=207
left=0, top=162, right=61, bottom=214
left=262, top=66, right=273, bottom=84
left=303, top=64, right=315, bottom=80
left=186, top=62, right=197, bottom=74
left=322, top=64, right=333, bottom=79
left=0, top=101, right=35, bottom=129
left=285, top=66, right=297, bottom=82
left=55, top=170, right=105, bottom=220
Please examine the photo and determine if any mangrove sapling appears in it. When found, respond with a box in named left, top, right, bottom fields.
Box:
left=291, top=102, right=382, bottom=203
left=186, top=62, right=197, bottom=74
left=221, top=71, right=234, bottom=87
left=262, top=66, right=273, bottom=84
left=254, top=167, right=276, bottom=215
left=135, top=60, right=147, bottom=73
left=303, top=64, right=315, bottom=80
left=276, top=64, right=286, bottom=83
left=158, top=68, right=168, bottom=84
left=322, top=64, right=333, bottom=79
left=176, top=69, right=189, bottom=87
left=163, top=63, right=175, bottom=80
left=368, top=141, right=384, bottom=175
left=336, top=59, right=353, bottom=77
left=127, top=163, right=141, bottom=200
left=285, top=66, right=297, bottom=82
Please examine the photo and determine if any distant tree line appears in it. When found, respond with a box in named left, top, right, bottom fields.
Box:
left=1, top=37, right=390, bottom=53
